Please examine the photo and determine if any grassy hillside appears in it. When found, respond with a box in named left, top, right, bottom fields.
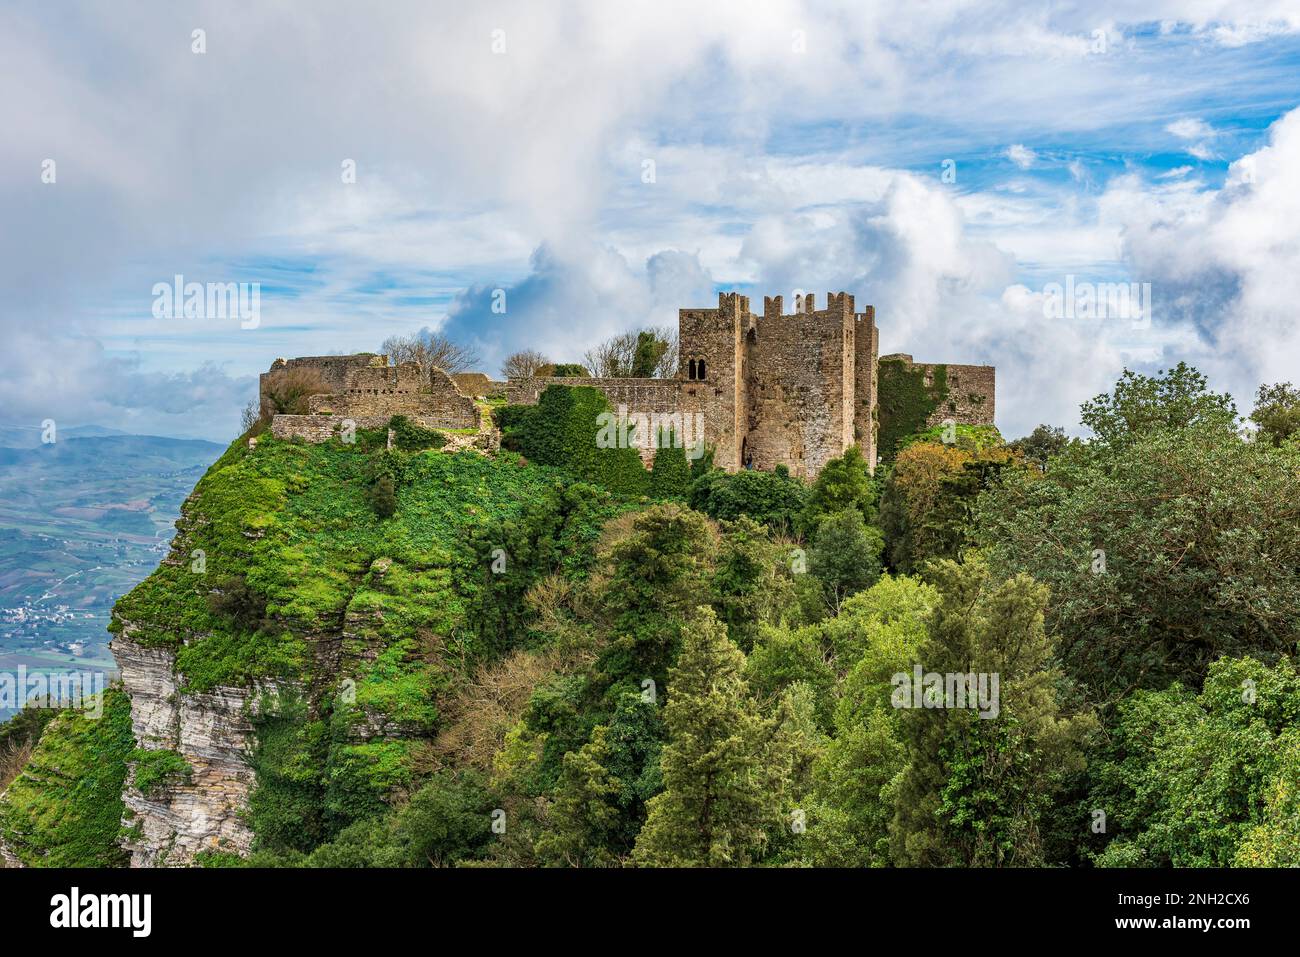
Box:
left=0, top=688, right=133, bottom=867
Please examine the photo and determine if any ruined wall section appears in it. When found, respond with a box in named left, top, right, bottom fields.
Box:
left=259, top=354, right=384, bottom=404
left=914, top=361, right=996, bottom=427
left=304, top=364, right=479, bottom=429
left=506, top=377, right=686, bottom=413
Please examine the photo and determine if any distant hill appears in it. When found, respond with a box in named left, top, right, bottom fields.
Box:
left=0, top=424, right=128, bottom=448
left=0, top=430, right=225, bottom=723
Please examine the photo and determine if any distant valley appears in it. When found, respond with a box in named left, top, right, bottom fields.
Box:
left=0, top=427, right=224, bottom=719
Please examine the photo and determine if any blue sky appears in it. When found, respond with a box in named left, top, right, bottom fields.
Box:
left=2, top=1, right=1299, bottom=441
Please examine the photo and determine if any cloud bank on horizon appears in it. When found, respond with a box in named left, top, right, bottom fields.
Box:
left=1, top=0, right=1298, bottom=441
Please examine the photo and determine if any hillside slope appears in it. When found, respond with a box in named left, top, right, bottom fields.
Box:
left=3, top=429, right=628, bottom=866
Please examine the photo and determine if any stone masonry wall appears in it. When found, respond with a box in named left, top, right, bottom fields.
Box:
left=742, top=292, right=856, bottom=480
left=916, top=361, right=996, bottom=427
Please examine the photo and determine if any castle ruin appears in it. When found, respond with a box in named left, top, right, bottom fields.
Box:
left=262, top=291, right=994, bottom=477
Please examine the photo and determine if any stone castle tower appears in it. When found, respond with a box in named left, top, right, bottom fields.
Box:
left=509, top=290, right=995, bottom=479
left=266, top=290, right=995, bottom=479
left=677, top=291, right=878, bottom=476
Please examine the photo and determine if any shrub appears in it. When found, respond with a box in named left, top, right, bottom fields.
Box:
left=259, top=366, right=330, bottom=417
left=688, top=468, right=808, bottom=537
left=498, top=385, right=649, bottom=496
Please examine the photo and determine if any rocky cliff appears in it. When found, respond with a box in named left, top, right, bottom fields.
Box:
left=111, top=633, right=268, bottom=866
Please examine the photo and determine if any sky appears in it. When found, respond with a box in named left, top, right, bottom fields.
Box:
left=2, top=0, right=1299, bottom=442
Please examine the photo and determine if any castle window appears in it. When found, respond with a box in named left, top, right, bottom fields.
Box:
left=697, top=359, right=707, bottom=380
left=688, top=358, right=697, bottom=380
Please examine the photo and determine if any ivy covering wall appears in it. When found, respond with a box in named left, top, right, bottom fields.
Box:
left=876, top=359, right=949, bottom=462
left=499, top=385, right=650, bottom=497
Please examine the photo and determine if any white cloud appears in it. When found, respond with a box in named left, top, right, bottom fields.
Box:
left=1006, top=144, right=1038, bottom=169
left=1166, top=118, right=1216, bottom=140
left=1105, top=107, right=1300, bottom=404
left=1, top=0, right=1298, bottom=439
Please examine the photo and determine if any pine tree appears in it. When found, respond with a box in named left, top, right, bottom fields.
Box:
left=801, top=444, right=876, bottom=532
left=633, top=607, right=782, bottom=867
left=535, top=726, right=623, bottom=867
left=889, top=558, right=1097, bottom=866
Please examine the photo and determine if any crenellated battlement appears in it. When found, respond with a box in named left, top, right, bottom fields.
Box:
left=263, top=290, right=993, bottom=474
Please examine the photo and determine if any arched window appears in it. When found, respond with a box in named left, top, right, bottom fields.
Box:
left=697, top=359, right=707, bottom=380
left=688, top=358, right=697, bottom=380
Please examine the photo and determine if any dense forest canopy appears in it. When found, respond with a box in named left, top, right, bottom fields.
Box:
left=3, top=363, right=1300, bottom=869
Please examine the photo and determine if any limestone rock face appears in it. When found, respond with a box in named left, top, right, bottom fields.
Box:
left=111, top=632, right=271, bottom=867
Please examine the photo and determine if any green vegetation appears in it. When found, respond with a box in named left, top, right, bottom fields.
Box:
left=130, top=748, right=193, bottom=797
left=876, top=358, right=948, bottom=461
left=12, top=364, right=1300, bottom=872
left=0, top=689, right=133, bottom=867
left=499, top=385, right=649, bottom=496
left=687, top=465, right=808, bottom=536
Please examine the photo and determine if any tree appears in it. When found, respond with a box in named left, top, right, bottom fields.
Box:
left=633, top=607, right=783, bottom=866
left=711, top=515, right=796, bottom=653
left=1087, top=656, right=1300, bottom=868
left=631, top=330, right=668, bottom=378
left=1010, top=424, right=1068, bottom=472
left=1249, top=381, right=1300, bottom=447
left=380, top=329, right=480, bottom=375
left=259, top=366, right=330, bottom=418
left=793, top=575, right=938, bottom=867
left=801, top=445, right=876, bottom=532
left=1079, top=362, right=1237, bottom=448
left=534, top=726, right=624, bottom=867
left=889, top=559, right=1097, bottom=867
left=807, top=509, right=884, bottom=615
left=879, top=439, right=1023, bottom=575
left=687, top=467, right=808, bottom=537
left=583, top=327, right=677, bottom=378
left=368, top=475, right=397, bottom=518
left=548, top=363, right=588, bottom=377
left=240, top=398, right=262, bottom=434
left=593, top=504, right=719, bottom=693
left=974, top=416, right=1300, bottom=703
left=501, top=349, right=552, bottom=380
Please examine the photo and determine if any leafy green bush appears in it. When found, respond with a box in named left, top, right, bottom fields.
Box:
left=498, top=385, right=649, bottom=496
left=130, top=748, right=192, bottom=797
left=688, top=467, right=808, bottom=536
left=389, top=415, right=447, bottom=452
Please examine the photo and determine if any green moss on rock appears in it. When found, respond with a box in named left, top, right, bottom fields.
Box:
left=0, top=688, right=133, bottom=867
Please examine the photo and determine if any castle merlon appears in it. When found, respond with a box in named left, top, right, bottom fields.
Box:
left=262, top=291, right=995, bottom=477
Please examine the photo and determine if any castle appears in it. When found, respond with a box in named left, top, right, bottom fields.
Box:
left=264, top=291, right=995, bottom=477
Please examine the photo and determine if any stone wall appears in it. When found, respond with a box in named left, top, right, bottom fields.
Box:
left=271, top=414, right=388, bottom=442
left=742, top=292, right=858, bottom=480
left=261, top=355, right=481, bottom=437
left=451, top=372, right=494, bottom=396
left=260, top=354, right=384, bottom=400
left=853, top=308, right=879, bottom=467
left=916, top=361, right=996, bottom=427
